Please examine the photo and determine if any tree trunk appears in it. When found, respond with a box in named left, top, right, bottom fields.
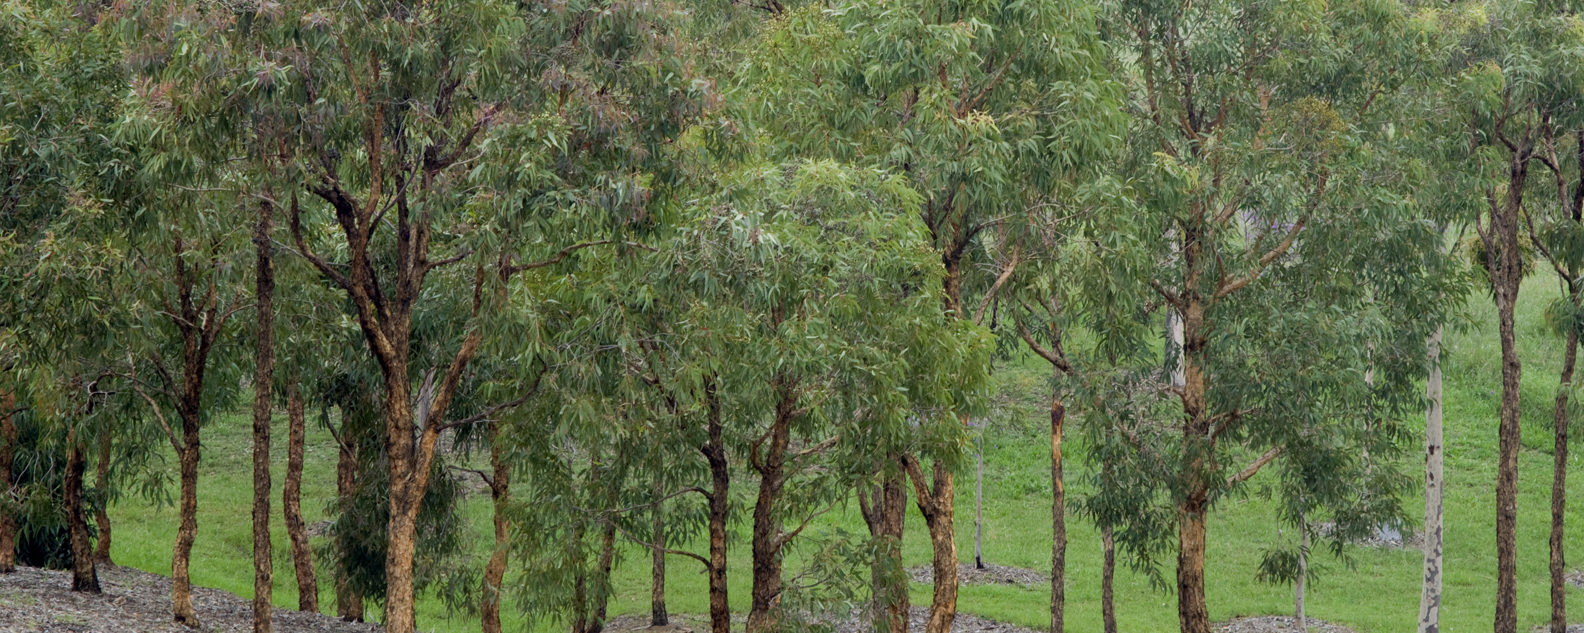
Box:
left=747, top=390, right=794, bottom=633
left=334, top=422, right=363, bottom=623
left=650, top=479, right=667, bottom=627
left=1419, top=327, right=1444, bottom=633
left=975, top=434, right=984, bottom=570
left=588, top=518, right=617, bottom=633
left=173, top=408, right=202, bottom=626
left=858, top=470, right=907, bottom=633
left=1551, top=318, right=1577, bottom=633
left=902, top=453, right=957, bottom=633
left=1101, top=524, right=1117, bottom=633
left=93, top=430, right=113, bottom=565
left=284, top=391, right=317, bottom=613
left=1296, top=513, right=1308, bottom=632
left=702, top=380, right=731, bottom=633
left=482, top=419, right=510, bottom=633
left=65, top=434, right=99, bottom=593
left=383, top=369, right=420, bottom=633
left=1050, top=394, right=1066, bottom=633
left=1492, top=158, right=1528, bottom=633
left=572, top=524, right=589, bottom=633
left=0, top=391, right=16, bottom=573
left=252, top=194, right=276, bottom=633
left=1176, top=494, right=1209, bottom=633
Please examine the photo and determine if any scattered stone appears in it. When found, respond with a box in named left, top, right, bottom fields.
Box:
left=1216, top=616, right=1359, bottom=633
left=833, top=606, right=1041, bottom=633
left=1314, top=522, right=1423, bottom=550
left=0, top=564, right=383, bottom=632
left=907, top=563, right=1048, bottom=587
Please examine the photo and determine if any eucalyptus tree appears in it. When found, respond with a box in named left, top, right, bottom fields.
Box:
left=1409, top=3, right=1584, bottom=630
left=117, top=2, right=719, bottom=631
left=748, top=0, right=1112, bottom=626
left=1101, top=1, right=1441, bottom=630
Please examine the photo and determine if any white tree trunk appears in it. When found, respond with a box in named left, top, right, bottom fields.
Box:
left=1418, top=327, right=1444, bottom=633
left=1168, top=310, right=1185, bottom=387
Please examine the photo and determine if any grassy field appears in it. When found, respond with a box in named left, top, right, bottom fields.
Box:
left=107, top=279, right=1584, bottom=632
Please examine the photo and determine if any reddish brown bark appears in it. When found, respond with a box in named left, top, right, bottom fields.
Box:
left=701, top=379, right=731, bottom=633
left=901, top=453, right=957, bottom=633
left=283, top=391, right=317, bottom=613
left=1177, top=494, right=1210, bottom=633
left=252, top=196, right=276, bottom=633
left=65, top=432, right=99, bottom=593
left=0, top=391, right=16, bottom=573
left=92, top=430, right=113, bottom=565
left=481, top=419, right=509, bottom=633
left=1550, top=311, right=1577, bottom=633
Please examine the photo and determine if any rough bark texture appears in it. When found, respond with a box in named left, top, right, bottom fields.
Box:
left=902, top=453, right=957, bottom=633
left=702, top=381, right=731, bottom=633
left=859, top=471, right=908, bottom=633
left=1176, top=497, right=1209, bottom=633
left=481, top=419, right=509, bottom=633
left=1050, top=394, right=1066, bottom=633
left=251, top=197, right=275, bottom=633
left=746, top=386, right=795, bottom=633
left=0, top=391, right=16, bottom=573
left=1551, top=321, right=1577, bottom=633
left=92, top=430, right=112, bottom=565
left=173, top=406, right=201, bottom=627
left=588, top=518, right=617, bottom=633
left=283, top=392, right=317, bottom=614
left=1489, top=156, right=1528, bottom=633
left=1101, top=525, right=1116, bottom=633
left=650, top=481, right=667, bottom=627
left=1418, top=328, right=1443, bottom=633
left=334, top=427, right=363, bottom=623
left=65, top=437, right=99, bottom=593
left=1176, top=286, right=1213, bottom=633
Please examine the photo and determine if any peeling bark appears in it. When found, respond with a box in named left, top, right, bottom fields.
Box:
left=92, top=431, right=112, bottom=565
left=0, top=391, right=16, bottom=573
left=902, top=453, right=957, bottom=633
left=252, top=195, right=276, bottom=633
left=284, top=391, right=317, bottom=613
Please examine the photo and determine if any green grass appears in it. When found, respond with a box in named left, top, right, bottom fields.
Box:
left=107, top=278, right=1584, bottom=631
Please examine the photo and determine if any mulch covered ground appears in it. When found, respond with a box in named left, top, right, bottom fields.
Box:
left=906, top=563, right=1048, bottom=587
left=0, top=564, right=382, bottom=632
left=1215, top=616, right=1358, bottom=633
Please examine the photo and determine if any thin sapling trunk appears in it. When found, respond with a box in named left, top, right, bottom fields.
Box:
left=283, top=391, right=317, bottom=613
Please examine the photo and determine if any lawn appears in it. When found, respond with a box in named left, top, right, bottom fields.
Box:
left=108, top=278, right=1584, bottom=632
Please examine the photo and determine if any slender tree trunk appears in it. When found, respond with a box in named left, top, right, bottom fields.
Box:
left=65, top=433, right=99, bottom=593
left=1176, top=494, right=1210, bottom=633
left=334, top=424, right=363, bottom=623
left=860, top=472, right=908, bottom=633
left=252, top=196, right=276, bottom=633
left=0, top=391, right=16, bottom=574
left=702, top=380, right=731, bottom=633
left=902, top=453, right=957, bottom=633
left=92, top=430, right=112, bottom=565
left=173, top=408, right=202, bottom=626
left=588, top=518, right=617, bottom=633
left=1494, top=271, right=1522, bottom=633
left=1551, top=317, right=1577, bottom=633
left=572, top=523, right=589, bottom=633
left=1101, top=525, right=1117, bottom=633
left=1419, top=327, right=1444, bottom=633
left=1050, top=389, right=1067, bottom=633
left=283, top=391, right=317, bottom=613
left=650, top=478, right=667, bottom=627
left=975, top=435, right=984, bottom=570
left=1296, top=513, right=1308, bottom=632
left=747, top=392, right=794, bottom=633
left=482, top=419, right=510, bottom=633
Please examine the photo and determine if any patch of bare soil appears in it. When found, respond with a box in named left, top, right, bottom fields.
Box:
left=1315, top=523, right=1423, bottom=550
left=0, top=564, right=382, bottom=632
left=603, top=615, right=711, bottom=632
left=608, top=607, right=1041, bottom=633
left=907, top=563, right=1047, bottom=586
left=1215, top=616, right=1358, bottom=633
left=1567, top=570, right=1584, bottom=590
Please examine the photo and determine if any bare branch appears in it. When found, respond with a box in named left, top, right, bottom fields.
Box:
left=973, top=245, right=1020, bottom=326
left=1226, top=446, right=1282, bottom=486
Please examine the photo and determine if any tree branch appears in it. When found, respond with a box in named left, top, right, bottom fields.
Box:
left=1226, top=446, right=1282, bottom=486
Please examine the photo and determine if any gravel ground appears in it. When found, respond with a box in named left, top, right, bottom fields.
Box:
left=906, top=564, right=1048, bottom=587
left=607, top=607, right=1043, bottom=633
left=1215, top=616, right=1358, bottom=633
left=0, top=564, right=383, bottom=632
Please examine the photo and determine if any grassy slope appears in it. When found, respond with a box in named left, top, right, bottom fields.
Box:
left=109, top=279, right=1584, bottom=632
